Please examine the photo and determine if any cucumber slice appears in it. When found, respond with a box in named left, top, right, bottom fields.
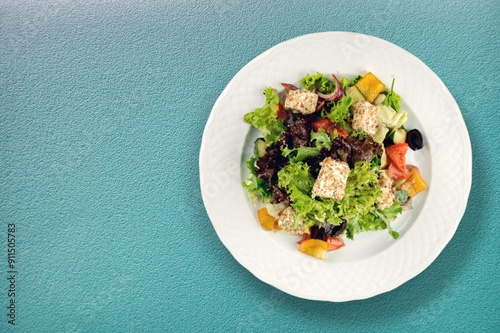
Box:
left=254, top=138, right=267, bottom=158
left=392, top=128, right=407, bottom=144
left=373, top=93, right=386, bottom=105
left=346, top=86, right=366, bottom=102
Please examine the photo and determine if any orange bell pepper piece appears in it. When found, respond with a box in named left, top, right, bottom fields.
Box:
left=403, top=166, right=428, bottom=197
left=355, top=72, right=386, bottom=103
left=257, top=207, right=276, bottom=231
left=298, top=239, right=328, bottom=260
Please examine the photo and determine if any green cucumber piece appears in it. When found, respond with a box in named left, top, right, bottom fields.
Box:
left=373, top=93, right=386, bottom=105
left=254, top=138, right=267, bottom=158
left=346, top=86, right=366, bottom=102
left=392, top=128, right=407, bottom=144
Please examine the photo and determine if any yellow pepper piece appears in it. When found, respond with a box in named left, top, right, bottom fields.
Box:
left=257, top=207, right=276, bottom=231
left=355, top=72, right=386, bottom=103
left=409, top=167, right=427, bottom=196
left=298, top=239, right=328, bottom=260
left=402, top=167, right=427, bottom=197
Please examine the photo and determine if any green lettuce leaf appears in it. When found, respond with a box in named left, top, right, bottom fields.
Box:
left=373, top=203, right=403, bottom=239
left=323, top=95, right=353, bottom=132
left=281, top=146, right=320, bottom=163
left=345, top=199, right=402, bottom=240
left=277, top=162, right=342, bottom=227
left=383, top=78, right=401, bottom=111
left=277, top=160, right=394, bottom=230
left=333, top=161, right=401, bottom=240
left=277, top=161, right=314, bottom=194
left=281, top=129, right=332, bottom=162
left=243, top=88, right=285, bottom=145
left=310, top=129, right=332, bottom=149
left=338, top=161, right=382, bottom=221
left=350, top=75, right=362, bottom=86
left=242, top=156, right=271, bottom=203
left=300, top=72, right=336, bottom=94
left=340, top=77, right=350, bottom=89
left=287, top=185, right=344, bottom=227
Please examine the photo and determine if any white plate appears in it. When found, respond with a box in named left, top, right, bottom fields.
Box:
left=199, top=32, right=471, bottom=301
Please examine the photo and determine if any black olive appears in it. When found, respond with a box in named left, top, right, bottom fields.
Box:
left=406, top=129, right=424, bottom=150
left=383, top=136, right=394, bottom=148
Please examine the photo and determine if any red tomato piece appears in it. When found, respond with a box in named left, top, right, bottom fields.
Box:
left=387, top=162, right=409, bottom=181
left=313, top=118, right=349, bottom=138
left=312, top=118, right=334, bottom=132
left=326, top=236, right=345, bottom=251
left=385, top=143, right=408, bottom=172
left=333, top=125, right=348, bottom=138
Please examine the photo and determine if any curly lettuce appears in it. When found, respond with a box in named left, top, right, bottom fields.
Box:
left=277, top=162, right=342, bottom=227
left=281, top=129, right=332, bottom=162
left=346, top=203, right=402, bottom=240
left=243, top=88, right=285, bottom=145
left=300, top=72, right=336, bottom=94
left=277, top=160, right=401, bottom=238
left=323, top=95, right=353, bottom=132
left=242, top=155, right=271, bottom=203
left=340, top=161, right=402, bottom=239
left=277, top=161, right=314, bottom=194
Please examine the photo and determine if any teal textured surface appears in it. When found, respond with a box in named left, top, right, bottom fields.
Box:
left=1, top=1, right=498, bottom=332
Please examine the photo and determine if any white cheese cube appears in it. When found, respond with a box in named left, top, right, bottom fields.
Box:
left=311, top=157, right=350, bottom=200
left=377, top=170, right=396, bottom=209
left=284, top=89, right=318, bottom=115
left=276, top=207, right=306, bottom=235
left=352, top=101, right=380, bottom=136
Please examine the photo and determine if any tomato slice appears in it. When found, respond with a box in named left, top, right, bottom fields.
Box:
left=313, top=118, right=348, bottom=138
left=332, top=125, right=348, bottom=138
left=387, top=162, right=409, bottom=181
left=385, top=143, right=408, bottom=171
left=326, top=236, right=345, bottom=251
left=385, top=143, right=411, bottom=180
left=312, top=118, right=334, bottom=132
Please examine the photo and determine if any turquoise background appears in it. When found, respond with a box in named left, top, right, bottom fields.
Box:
left=1, top=1, right=499, bottom=332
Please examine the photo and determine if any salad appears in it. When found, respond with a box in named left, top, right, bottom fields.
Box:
left=242, top=71, right=427, bottom=260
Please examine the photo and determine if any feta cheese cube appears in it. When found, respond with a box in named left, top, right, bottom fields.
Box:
left=284, top=89, right=318, bottom=115
left=311, top=157, right=350, bottom=200
left=352, top=101, right=380, bottom=136
left=377, top=170, right=396, bottom=209
left=276, top=207, right=306, bottom=235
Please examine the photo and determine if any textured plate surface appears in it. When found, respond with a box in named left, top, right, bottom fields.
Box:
left=199, top=32, right=471, bottom=301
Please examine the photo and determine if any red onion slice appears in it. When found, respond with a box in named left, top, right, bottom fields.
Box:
left=316, top=100, right=325, bottom=112
left=281, top=83, right=298, bottom=91
left=316, top=74, right=344, bottom=101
